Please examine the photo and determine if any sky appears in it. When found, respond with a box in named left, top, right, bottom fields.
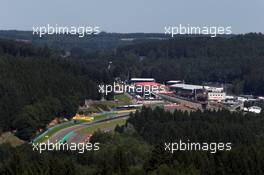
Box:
left=1, top=0, right=264, bottom=33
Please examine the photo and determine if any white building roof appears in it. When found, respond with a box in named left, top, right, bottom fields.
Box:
left=170, top=83, right=204, bottom=90
left=249, top=106, right=262, bottom=110
left=167, top=80, right=182, bottom=84
left=130, top=78, right=155, bottom=82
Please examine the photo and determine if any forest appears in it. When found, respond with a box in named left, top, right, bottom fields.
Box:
left=1, top=108, right=264, bottom=175
left=0, top=33, right=264, bottom=174
left=1, top=33, right=264, bottom=140
left=2, top=32, right=264, bottom=96
left=0, top=39, right=110, bottom=140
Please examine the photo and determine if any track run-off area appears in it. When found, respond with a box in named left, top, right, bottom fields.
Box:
left=33, top=110, right=134, bottom=144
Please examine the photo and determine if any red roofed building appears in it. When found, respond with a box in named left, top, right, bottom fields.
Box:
left=133, top=82, right=169, bottom=99
left=134, top=82, right=162, bottom=87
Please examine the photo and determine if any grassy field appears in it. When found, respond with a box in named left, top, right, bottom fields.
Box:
left=79, top=118, right=127, bottom=134
left=92, top=94, right=132, bottom=110
left=93, top=113, right=115, bottom=121
left=0, top=132, right=24, bottom=147
left=114, top=94, right=132, bottom=104
left=82, top=94, right=132, bottom=114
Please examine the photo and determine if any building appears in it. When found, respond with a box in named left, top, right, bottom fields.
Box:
left=170, top=83, right=204, bottom=91
left=244, top=106, right=262, bottom=114
left=204, top=86, right=224, bottom=93
left=133, top=82, right=165, bottom=99
left=170, top=83, right=205, bottom=99
left=166, top=80, right=182, bottom=86
left=208, top=92, right=226, bottom=101
left=170, top=83, right=226, bottom=101
left=130, top=78, right=155, bottom=84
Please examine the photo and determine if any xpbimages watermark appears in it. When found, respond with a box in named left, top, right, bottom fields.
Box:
left=32, top=24, right=100, bottom=37
left=164, top=140, right=232, bottom=154
left=98, top=82, right=166, bottom=95
left=164, top=24, right=232, bottom=37
left=31, top=140, right=100, bottom=154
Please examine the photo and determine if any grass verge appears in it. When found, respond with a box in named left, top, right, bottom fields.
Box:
left=79, top=118, right=127, bottom=134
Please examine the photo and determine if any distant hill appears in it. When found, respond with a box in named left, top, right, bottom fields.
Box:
left=0, top=30, right=235, bottom=56
left=0, top=30, right=171, bottom=55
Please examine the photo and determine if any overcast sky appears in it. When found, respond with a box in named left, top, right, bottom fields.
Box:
left=1, top=0, right=263, bottom=33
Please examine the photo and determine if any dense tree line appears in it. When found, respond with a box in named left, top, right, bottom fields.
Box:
left=1, top=33, right=264, bottom=140
left=0, top=39, right=51, bottom=57
left=0, top=132, right=150, bottom=175
left=125, top=107, right=264, bottom=174
left=1, top=108, right=264, bottom=175
left=128, top=107, right=264, bottom=144
left=2, top=33, right=264, bottom=95
left=0, top=34, right=264, bottom=174
left=0, top=40, right=115, bottom=140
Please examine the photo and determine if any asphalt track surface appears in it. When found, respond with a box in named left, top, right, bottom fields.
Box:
left=47, top=113, right=130, bottom=144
